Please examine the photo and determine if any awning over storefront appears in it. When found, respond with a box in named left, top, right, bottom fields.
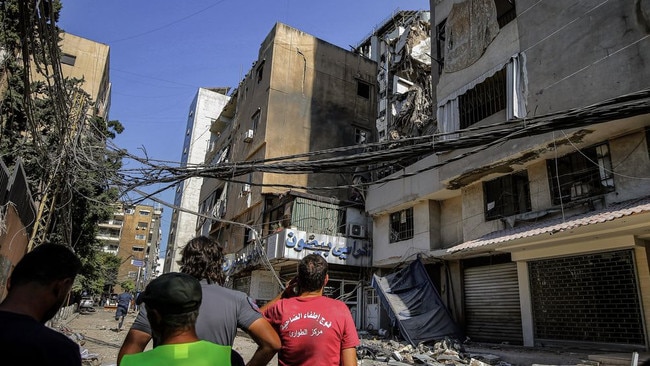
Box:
left=372, top=258, right=463, bottom=346
left=430, top=196, right=650, bottom=259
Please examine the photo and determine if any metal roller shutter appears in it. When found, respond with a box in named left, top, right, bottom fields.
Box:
left=529, top=250, right=645, bottom=346
left=464, top=262, right=523, bottom=344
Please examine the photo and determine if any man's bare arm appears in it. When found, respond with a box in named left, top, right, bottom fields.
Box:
left=117, top=329, right=152, bottom=365
left=341, top=347, right=358, bottom=366
left=245, top=317, right=281, bottom=366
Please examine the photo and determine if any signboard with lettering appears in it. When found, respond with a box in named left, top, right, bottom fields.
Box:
left=131, top=259, right=145, bottom=267
left=267, top=229, right=372, bottom=267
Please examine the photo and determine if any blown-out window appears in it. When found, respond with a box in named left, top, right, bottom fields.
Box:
left=484, top=171, right=531, bottom=220
left=389, top=208, right=413, bottom=243
left=547, top=143, right=614, bottom=205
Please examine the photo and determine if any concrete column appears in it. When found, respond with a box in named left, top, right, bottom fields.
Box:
left=517, top=260, right=534, bottom=347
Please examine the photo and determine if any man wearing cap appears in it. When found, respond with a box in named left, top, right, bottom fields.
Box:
left=120, top=272, right=231, bottom=366
left=118, top=236, right=280, bottom=366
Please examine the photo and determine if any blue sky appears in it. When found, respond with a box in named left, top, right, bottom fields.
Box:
left=58, top=0, right=429, bottom=255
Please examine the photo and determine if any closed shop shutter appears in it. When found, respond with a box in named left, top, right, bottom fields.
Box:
left=529, top=249, right=645, bottom=346
left=464, top=262, right=523, bottom=344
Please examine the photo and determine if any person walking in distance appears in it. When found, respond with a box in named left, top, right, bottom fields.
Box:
left=0, top=243, right=83, bottom=366
left=118, top=236, right=280, bottom=366
left=115, top=289, right=133, bottom=331
left=120, top=273, right=232, bottom=366
left=261, top=253, right=359, bottom=366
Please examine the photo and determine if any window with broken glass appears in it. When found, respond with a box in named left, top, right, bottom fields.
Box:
left=389, top=208, right=414, bottom=243
left=256, top=61, right=265, bottom=83
left=357, top=80, right=370, bottom=99
left=61, top=53, right=76, bottom=66
left=484, top=171, right=531, bottom=221
left=459, top=67, right=507, bottom=129
left=547, top=143, right=615, bottom=205
left=355, top=128, right=368, bottom=144
left=435, top=20, right=446, bottom=76
left=251, top=110, right=260, bottom=130
left=495, top=0, right=516, bottom=27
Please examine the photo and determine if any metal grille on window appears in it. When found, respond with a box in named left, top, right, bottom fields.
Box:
left=547, top=143, right=615, bottom=205
left=459, top=68, right=507, bottom=128
left=389, top=208, right=414, bottom=243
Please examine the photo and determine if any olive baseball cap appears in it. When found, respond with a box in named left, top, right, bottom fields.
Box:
left=136, top=272, right=202, bottom=314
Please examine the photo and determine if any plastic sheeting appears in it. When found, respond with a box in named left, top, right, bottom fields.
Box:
left=372, top=259, right=463, bottom=346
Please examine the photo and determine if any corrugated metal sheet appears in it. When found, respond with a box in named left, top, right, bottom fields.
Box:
left=464, top=262, right=523, bottom=344
left=292, top=197, right=343, bottom=235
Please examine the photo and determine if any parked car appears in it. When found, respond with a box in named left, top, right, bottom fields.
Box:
left=79, top=297, right=95, bottom=312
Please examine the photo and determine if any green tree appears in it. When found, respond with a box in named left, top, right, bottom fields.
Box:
left=120, top=280, right=135, bottom=293
left=0, top=0, right=125, bottom=296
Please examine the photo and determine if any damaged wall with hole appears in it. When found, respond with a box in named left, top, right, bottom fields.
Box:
left=356, top=10, right=434, bottom=178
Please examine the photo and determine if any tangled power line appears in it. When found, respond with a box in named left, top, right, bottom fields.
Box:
left=116, top=88, right=650, bottom=198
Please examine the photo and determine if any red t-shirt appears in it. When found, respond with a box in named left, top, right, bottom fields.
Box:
left=263, top=296, right=360, bottom=366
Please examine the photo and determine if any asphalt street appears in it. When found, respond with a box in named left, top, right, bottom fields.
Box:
left=61, top=306, right=261, bottom=366
left=58, top=306, right=641, bottom=366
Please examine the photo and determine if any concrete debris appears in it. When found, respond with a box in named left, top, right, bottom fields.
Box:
left=393, top=351, right=404, bottom=362
left=468, top=358, right=492, bottom=366
left=468, top=354, right=502, bottom=364
left=359, top=336, right=504, bottom=366
left=358, top=333, right=597, bottom=366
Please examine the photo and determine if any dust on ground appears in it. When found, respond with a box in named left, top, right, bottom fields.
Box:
left=54, top=306, right=640, bottom=366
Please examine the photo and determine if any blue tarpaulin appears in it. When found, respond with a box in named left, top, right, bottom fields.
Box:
left=372, top=258, right=463, bottom=346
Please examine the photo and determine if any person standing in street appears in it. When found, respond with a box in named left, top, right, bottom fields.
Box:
left=117, top=236, right=280, bottom=366
left=120, top=272, right=232, bottom=366
left=0, top=242, right=83, bottom=366
left=260, top=253, right=359, bottom=366
left=115, top=289, right=133, bottom=331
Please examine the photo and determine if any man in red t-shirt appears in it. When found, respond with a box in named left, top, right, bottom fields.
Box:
left=261, top=254, right=359, bottom=366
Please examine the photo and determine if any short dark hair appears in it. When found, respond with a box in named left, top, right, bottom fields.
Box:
left=10, top=243, right=81, bottom=287
left=148, top=309, right=199, bottom=332
left=179, top=236, right=225, bottom=284
left=297, top=254, right=328, bottom=292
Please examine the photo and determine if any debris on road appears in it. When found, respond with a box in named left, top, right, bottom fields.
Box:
left=358, top=336, right=511, bottom=366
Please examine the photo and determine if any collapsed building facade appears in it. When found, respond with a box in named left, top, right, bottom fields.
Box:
left=355, top=10, right=434, bottom=179
left=366, top=0, right=650, bottom=351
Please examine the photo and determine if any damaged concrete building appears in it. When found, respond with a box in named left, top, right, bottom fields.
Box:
left=366, top=0, right=650, bottom=352
left=355, top=10, right=434, bottom=179
left=197, top=23, right=378, bottom=328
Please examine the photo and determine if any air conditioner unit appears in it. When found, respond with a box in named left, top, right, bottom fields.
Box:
left=248, top=229, right=258, bottom=241
left=243, top=129, right=254, bottom=142
left=347, top=224, right=367, bottom=238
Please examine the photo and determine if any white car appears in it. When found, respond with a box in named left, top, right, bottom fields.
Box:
left=79, top=297, right=95, bottom=312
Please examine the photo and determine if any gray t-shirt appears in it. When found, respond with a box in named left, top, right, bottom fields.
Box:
left=131, top=280, right=262, bottom=346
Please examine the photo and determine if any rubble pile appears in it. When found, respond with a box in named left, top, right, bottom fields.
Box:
left=54, top=324, right=101, bottom=366
left=358, top=335, right=512, bottom=366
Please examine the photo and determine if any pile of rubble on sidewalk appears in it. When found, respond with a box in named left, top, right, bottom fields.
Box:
left=53, top=324, right=101, bottom=366
left=357, top=335, right=511, bottom=366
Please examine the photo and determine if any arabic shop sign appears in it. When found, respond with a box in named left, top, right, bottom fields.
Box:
left=278, top=229, right=371, bottom=267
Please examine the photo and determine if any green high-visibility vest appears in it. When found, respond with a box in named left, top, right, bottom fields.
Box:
left=121, top=340, right=231, bottom=366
